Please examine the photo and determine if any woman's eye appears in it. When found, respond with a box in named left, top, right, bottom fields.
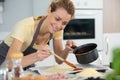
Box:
left=62, top=22, right=68, bottom=26
left=55, top=17, right=60, bottom=21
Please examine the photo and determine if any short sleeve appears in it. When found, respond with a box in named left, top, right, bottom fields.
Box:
left=11, top=21, right=31, bottom=42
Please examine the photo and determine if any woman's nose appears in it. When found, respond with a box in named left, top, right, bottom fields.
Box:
left=58, top=25, right=64, bottom=31
left=58, top=22, right=65, bottom=30
left=56, top=22, right=62, bottom=30
left=60, top=26, right=65, bottom=30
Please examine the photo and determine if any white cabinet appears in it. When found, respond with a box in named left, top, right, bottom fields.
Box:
left=72, top=0, right=103, bottom=9
left=101, top=33, right=120, bottom=65
left=103, top=0, right=120, bottom=32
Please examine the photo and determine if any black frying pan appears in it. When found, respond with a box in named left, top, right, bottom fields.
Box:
left=71, top=43, right=98, bottom=64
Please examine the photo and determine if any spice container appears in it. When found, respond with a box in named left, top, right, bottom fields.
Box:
left=10, top=52, right=24, bottom=79
left=0, top=60, right=9, bottom=80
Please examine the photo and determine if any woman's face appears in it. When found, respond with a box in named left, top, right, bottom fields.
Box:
left=46, top=7, right=71, bottom=33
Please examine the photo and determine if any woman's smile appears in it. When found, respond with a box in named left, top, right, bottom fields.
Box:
left=51, top=26, right=57, bottom=33
left=52, top=25, right=56, bottom=32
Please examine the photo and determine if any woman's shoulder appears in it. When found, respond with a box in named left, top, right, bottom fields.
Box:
left=12, top=17, right=34, bottom=33
left=34, top=16, right=46, bottom=20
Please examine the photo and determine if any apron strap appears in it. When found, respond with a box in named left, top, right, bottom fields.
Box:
left=23, top=19, right=44, bottom=70
left=30, top=19, right=44, bottom=47
left=49, top=33, right=53, bottom=40
left=47, top=33, right=53, bottom=45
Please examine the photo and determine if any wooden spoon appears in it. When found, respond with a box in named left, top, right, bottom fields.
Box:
left=50, top=51, right=83, bottom=70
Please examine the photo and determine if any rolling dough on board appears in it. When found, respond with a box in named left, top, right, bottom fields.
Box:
left=76, top=68, right=102, bottom=77
left=44, top=63, right=74, bottom=73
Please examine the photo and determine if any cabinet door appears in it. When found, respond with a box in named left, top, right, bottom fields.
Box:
left=103, top=0, right=120, bottom=32
left=33, top=0, right=51, bottom=18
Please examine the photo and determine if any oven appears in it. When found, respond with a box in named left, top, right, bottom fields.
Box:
left=64, top=18, right=95, bottom=39
left=62, top=0, right=103, bottom=51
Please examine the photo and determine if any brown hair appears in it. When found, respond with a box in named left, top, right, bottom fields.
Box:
left=50, top=0, right=75, bottom=19
left=35, top=0, right=75, bottom=20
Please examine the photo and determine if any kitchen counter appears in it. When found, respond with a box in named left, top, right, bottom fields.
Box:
left=27, top=63, right=112, bottom=80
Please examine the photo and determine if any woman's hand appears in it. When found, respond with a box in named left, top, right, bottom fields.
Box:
left=65, top=40, right=76, bottom=52
left=36, top=45, right=51, bottom=61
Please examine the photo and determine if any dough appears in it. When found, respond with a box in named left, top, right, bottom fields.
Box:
left=44, top=63, right=74, bottom=73
left=76, top=68, right=102, bottom=77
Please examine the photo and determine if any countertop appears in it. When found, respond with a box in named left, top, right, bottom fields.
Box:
left=27, top=64, right=112, bottom=80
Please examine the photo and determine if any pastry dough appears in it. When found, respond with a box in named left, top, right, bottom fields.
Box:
left=76, top=68, right=102, bottom=77
left=44, top=63, right=74, bottom=73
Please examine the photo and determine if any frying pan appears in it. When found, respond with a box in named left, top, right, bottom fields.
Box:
left=71, top=43, right=98, bottom=64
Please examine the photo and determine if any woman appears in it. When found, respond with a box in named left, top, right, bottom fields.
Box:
left=0, top=0, right=75, bottom=69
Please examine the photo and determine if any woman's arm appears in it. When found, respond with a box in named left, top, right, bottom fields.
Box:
left=53, top=39, right=75, bottom=64
left=6, top=38, right=39, bottom=69
left=6, top=38, right=51, bottom=69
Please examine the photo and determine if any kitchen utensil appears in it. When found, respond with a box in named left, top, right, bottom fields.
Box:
left=71, top=43, right=98, bottom=64
left=50, top=51, right=83, bottom=70
left=27, top=69, right=40, bottom=75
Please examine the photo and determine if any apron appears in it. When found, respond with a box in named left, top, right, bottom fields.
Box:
left=0, top=19, right=52, bottom=70
left=0, top=42, right=9, bottom=65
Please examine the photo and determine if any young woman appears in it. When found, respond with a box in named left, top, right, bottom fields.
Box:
left=0, top=0, right=75, bottom=69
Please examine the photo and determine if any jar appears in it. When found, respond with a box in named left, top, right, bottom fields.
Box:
left=0, top=60, right=9, bottom=80
left=10, top=52, right=24, bottom=79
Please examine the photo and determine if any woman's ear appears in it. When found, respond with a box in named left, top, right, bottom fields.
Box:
left=47, top=6, right=51, bottom=15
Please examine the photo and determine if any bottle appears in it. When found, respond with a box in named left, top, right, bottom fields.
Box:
left=10, top=52, right=24, bottom=79
left=0, top=60, right=9, bottom=80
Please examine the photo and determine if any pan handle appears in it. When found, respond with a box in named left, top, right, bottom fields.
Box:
left=71, top=46, right=77, bottom=49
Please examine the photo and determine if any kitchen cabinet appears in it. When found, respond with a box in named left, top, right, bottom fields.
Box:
left=101, top=33, right=120, bottom=65
left=103, top=0, right=120, bottom=33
